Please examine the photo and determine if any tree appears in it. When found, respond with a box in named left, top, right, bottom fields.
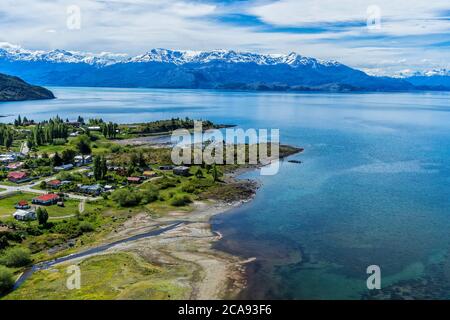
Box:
left=75, top=135, right=92, bottom=161
left=36, top=207, right=49, bottom=225
left=212, top=164, right=219, bottom=182
left=0, top=266, right=14, bottom=295
left=61, top=149, right=76, bottom=164
left=195, top=168, right=204, bottom=179
left=53, top=152, right=63, bottom=166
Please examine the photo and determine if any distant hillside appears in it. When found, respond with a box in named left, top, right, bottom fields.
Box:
left=0, top=72, right=55, bottom=102
left=0, top=45, right=416, bottom=93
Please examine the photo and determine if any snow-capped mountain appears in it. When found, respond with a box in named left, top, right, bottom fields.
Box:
left=0, top=43, right=417, bottom=92
left=397, top=68, right=450, bottom=90
left=0, top=42, right=127, bottom=66
left=0, top=43, right=340, bottom=68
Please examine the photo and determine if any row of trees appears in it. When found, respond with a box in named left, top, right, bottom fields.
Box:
left=28, top=118, right=69, bottom=147
left=100, top=122, right=119, bottom=139
left=13, top=115, right=33, bottom=127
left=0, top=125, right=14, bottom=148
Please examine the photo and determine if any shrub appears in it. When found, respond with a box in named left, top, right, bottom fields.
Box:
left=141, top=187, right=159, bottom=204
left=52, top=138, right=67, bottom=145
left=111, top=189, right=143, bottom=207
left=0, top=247, right=32, bottom=268
left=170, top=195, right=192, bottom=207
left=181, top=183, right=196, bottom=193
left=79, top=221, right=95, bottom=233
left=0, top=266, right=14, bottom=295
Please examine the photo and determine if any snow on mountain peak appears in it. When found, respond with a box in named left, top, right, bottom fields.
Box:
left=0, top=44, right=342, bottom=68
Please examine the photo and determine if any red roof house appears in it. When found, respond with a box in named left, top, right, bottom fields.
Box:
left=47, top=179, right=62, bottom=188
left=7, top=171, right=29, bottom=183
left=15, top=200, right=30, bottom=209
left=32, top=193, right=60, bottom=205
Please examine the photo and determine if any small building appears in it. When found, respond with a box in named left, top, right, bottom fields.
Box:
left=0, top=152, right=23, bottom=164
left=74, top=155, right=93, bottom=166
left=66, top=121, right=82, bottom=128
left=7, top=171, right=29, bottom=183
left=47, top=179, right=62, bottom=188
left=32, top=193, right=60, bottom=206
left=6, top=162, right=24, bottom=170
left=159, top=165, right=174, bottom=170
left=127, top=177, right=142, bottom=184
left=143, top=171, right=157, bottom=178
left=69, top=132, right=80, bottom=137
left=79, top=184, right=103, bottom=196
left=15, top=200, right=30, bottom=210
left=54, top=164, right=74, bottom=171
left=87, top=126, right=101, bottom=131
left=104, top=185, right=114, bottom=191
left=173, top=166, right=190, bottom=176
left=13, top=209, right=36, bottom=221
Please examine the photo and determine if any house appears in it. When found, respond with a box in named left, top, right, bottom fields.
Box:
left=127, top=177, right=142, bottom=184
left=143, top=171, right=157, bottom=178
left=79, top=184, right=103, bottom=195
left=173, top=166, right=191, bottom=176
left=15, top=200, right=30, bottom=210
left=47, top=179, right=62, bottom=188
left=87, top=126, right=101, bottom=131
left=6, top=162, right=24, bottom=170
left=13, top=209, right=36, bottom=221
left=0, top=152, right=23, bottom=163
left=159, top=165, right=174, bottom=170
left=7, top=171, right=29, bottom=183
left=54, top=164, right=74, bottom=171
left=66, top=121, right=82, bottom=128
left=32, top=193, right=60, bottom=205
left=74, top=155, right=93, bottom=166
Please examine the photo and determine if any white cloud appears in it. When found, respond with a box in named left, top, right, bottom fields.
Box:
left=0, top=0, right=448, bottom=74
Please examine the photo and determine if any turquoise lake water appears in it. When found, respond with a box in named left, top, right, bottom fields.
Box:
left=2, top=87, right=450, bottom=299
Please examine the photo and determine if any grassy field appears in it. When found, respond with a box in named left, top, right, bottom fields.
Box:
left=4, top=252, right=190, bottom=300
left=0, top=192, right=80, bottom=218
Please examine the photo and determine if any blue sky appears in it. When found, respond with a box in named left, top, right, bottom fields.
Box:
left=0, top=0, right=449, bottom=75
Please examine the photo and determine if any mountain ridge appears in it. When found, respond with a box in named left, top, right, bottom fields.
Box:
left=0, top=43, right=444, bottom=92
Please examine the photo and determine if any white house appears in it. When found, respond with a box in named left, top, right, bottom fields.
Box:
left=13, top=209, right=36, bottom=221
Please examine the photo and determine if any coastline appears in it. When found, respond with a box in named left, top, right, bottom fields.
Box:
left=6, top=144, right=302, bottom=300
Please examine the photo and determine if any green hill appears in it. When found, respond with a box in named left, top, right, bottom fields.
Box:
left=0, top=73, right=54, bottom=102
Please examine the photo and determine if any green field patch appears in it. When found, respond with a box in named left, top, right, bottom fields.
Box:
left=4, top=252, right=190, bottom=300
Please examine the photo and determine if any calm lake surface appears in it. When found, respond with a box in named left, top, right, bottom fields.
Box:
left=2, top=87, right=450, bottom=299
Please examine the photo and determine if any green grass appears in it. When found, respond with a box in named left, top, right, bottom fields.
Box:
left=0, top=192, right=80, bottom=218
left=4, top=252, right=190, bottom=300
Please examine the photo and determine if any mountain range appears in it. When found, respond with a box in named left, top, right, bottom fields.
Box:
left=0, top=72, right=54, bottom=102
left=0, top=43, right=448, bottom=92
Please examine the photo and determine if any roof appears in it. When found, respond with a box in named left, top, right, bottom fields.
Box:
left=8, top=171, right=27, bottom=179
left=143, top=171, right=156, bottom=175
left=6, top=162, right=23, bottom=169
left=174, top=166, right=190, bottom=170
left=127, top=177, right=141, bottom=181
left=34, top=194, right=60, bottom=202
left=13, top=209, right=35, bottom=217
left=48, top=179, right=62, bottom=186
left=17, top=200, right=28, bottom=206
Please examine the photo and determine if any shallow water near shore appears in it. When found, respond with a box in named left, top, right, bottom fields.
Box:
left=3, top=87, right=450, bottom=299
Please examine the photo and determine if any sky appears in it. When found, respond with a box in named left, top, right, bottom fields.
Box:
left=0, top=0, right=449, bottom=75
